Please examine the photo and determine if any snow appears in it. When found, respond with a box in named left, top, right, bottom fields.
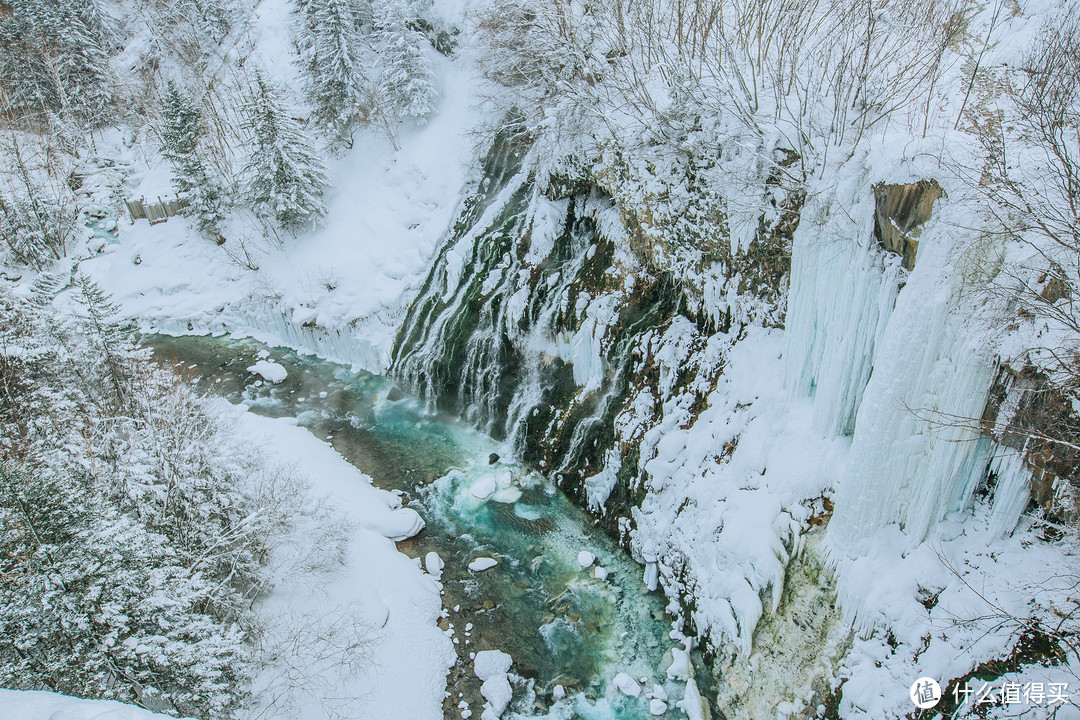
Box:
left=649, top=699, right=669, bottom=715
left=0, top=690, right=183, bottom=720
left=577, top=550, right=595, bottom=568
left=425, top=550, right=445, bottom=578
left=233, top=404, right=453, bottom=720
left=613, top=672, right=641, bottom=697
left=474, top=650, right=514, bottom=720
left=470, top=476, right=497, bottom=499
left=468, top=557, right=498, bottom=572
left=246, top=359, right=288, bottom=383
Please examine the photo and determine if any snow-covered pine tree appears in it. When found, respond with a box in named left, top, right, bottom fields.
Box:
left=160, top=82, right=226, bottom=238
left=72, top=274, right=137, bottom=410
left=47, top=0, right=114, bottom=127
left=0, top=2, right=61, bottom=127
left=242, top=72, right=329, bottom=233
left=0, top=0, right=114, bottom=129
left=0, top=280, right=299, bottom=718
left=161, top=83, right=205, bottom=194
left=373, top=0, right=437, bottom=124
left=296, top=0, right=372, bottom=146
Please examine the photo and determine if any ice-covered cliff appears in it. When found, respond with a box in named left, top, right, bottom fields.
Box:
left=389, top=120, right=1078, bottom=717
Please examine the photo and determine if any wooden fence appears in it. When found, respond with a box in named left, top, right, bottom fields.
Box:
left=125, top=195, right=188, bottom=225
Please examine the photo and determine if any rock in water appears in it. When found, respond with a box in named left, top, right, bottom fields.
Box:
left=468, top=557, right=498, bottom=572
left=474, top=650, right=513, bottom=680
left=470, top=477, right=497, bottom=499
left=613, top=672, right=641, bottom=697
left=425, top=551, right=444, bottom=578
left=488, top=453, right=500, bottom=464
left=474, top=650, right=514, bottom=720
left=246, top=360, right=287, bottom=383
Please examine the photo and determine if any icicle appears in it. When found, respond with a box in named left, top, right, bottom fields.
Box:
left=987, top=446, right=1032, bottom=538
left=826, top=221, right=996, bottom=550
left=784, top=186, right=901, bottom=438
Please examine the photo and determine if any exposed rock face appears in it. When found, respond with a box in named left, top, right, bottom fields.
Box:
left=872, top=179, right=943, bottom=270
left=714, top=535, right=848, bottom=720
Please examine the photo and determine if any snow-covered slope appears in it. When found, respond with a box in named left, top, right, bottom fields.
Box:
left=0, top=689, right=184, bottom=720
left=80, top=0, right=493, bottom=373
left=233, top=404, right=454, bottom=720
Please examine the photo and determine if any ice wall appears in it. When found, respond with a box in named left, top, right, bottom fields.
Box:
left=784, top=177, right=903, bottom=438
left=785, top=174, right=1028, bottom=550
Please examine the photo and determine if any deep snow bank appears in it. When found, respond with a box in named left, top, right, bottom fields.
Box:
left=0, top=689, right=182, bottom=720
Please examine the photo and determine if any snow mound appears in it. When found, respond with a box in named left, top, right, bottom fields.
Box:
left=246, top=359, right=288, bottom=383
left=468, top=557, right=498, bottom=572
left=425, top=551, right=444, bottom=578
left=613, top=672, right=641, bottom=697
left=474, top=649, right=513, bottom=680
left=577, top=550, right=596, bottom=568
left=470, top=476, right=497, bottom=499
left=0, top=689, right=183, bottom=720
left=368, top=507, right=425, bottom=541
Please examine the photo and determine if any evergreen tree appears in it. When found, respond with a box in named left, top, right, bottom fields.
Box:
left=296, top=0, right=372, bottom=146
left=242, top=73, right=330, bottom=233
left=0, top=0, right=113, bottom=129
left=160, top=82, right=226, bottom=238
left=373, top=0, right=437, bottom=124
left=161, top=83, right=204, bottom=194
left=49, top=0, right=114, bottom=126
left=0, top=281, right=289, bottom=717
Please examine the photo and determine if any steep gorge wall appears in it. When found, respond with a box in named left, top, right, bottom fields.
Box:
left=389, top=138, right=1049, bottom=718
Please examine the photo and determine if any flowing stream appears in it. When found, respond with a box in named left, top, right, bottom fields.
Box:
left=144, top=333, right=712, bottom=720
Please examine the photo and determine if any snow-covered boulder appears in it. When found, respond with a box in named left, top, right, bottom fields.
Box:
left=676, top=679, right=711, bottom=720
left=468, top=557, right=498, bottom=572
left=613, top=672, right=641, bottom=697
left=425, top=551, right=444, bottom=578
left=475, top=650, right=514, bottom=719
left=666, top=647, right=692, bottom=680
left=246, top=359, right=287, bottom=383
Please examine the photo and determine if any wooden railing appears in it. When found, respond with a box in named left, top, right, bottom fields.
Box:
left=124, top=195, right=188, bottom=225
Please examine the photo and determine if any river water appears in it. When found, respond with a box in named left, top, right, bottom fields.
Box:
left=145, top=333, right=711, bottom=720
